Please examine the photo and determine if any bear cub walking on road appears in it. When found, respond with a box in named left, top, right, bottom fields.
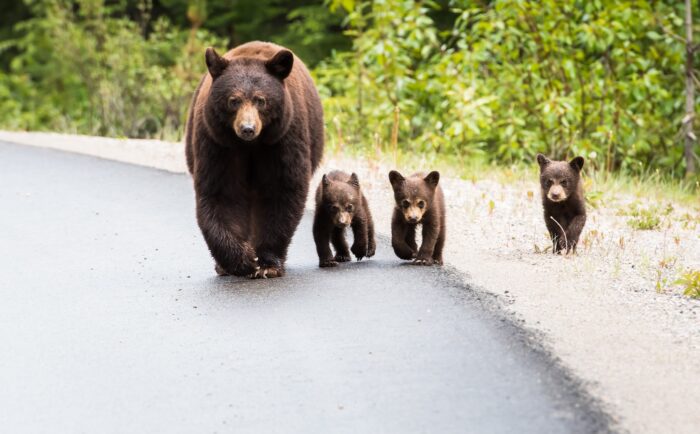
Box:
left=313, top=171, right=376, bottom=267
left=389, top=170, right=445, bottom=265
left=537, top=154, right=587, bottom=254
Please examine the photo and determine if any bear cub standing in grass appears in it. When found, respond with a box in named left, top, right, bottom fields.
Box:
left=389, top=170, right=445, bottom=265
left=537, top=154, right=587, bottom=254
left=313, top=171, right=376, bottom=267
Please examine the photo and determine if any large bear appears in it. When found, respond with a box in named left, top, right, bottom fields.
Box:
left=185, top=41, right=324, bottom=278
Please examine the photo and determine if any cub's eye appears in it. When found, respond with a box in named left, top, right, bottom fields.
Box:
left=331, top=205, right=340, bottom=213
left=402, top=200, right=410, bottom=209
left=346, top=204, right=353, bottom=212
left=228, top=96, right=242, bottom=109
left=253, top=95, right=266, bottom=108
left=417, top=201, right=425, bottom=209
left=547, top=179, right=554, bottom=186
left=561, top=180, right=568, bottom=186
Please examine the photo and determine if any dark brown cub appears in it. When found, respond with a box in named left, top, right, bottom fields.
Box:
left=313, top=171, right=376, bottom=267
left=537, top=154, right=587, bottom=254
left=388, top=170, right=446, bottom=265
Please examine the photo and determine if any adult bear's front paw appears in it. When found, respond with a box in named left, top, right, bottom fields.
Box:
left=217, top=243, right=260, bottom=276
left=249, top=266, right=284, bottom=279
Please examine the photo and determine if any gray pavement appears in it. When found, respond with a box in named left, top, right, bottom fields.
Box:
left=0, top=142, right=611, bottom=433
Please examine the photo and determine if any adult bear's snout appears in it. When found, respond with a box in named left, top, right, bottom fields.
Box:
left=234, top=103, right=262, bottom=141
left=240, top=124, right=256, bottom=139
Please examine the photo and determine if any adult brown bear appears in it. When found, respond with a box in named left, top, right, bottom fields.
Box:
left=185, top=41, right=324, bottom=278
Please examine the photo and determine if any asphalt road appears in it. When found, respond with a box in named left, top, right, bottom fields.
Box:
left=0, top=142, right=611, bottom=433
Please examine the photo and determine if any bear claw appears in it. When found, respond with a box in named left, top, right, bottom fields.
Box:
left=412, top=258, right=434, bottom=266
left=319, top=260, right=338, bottom=268
left=249, top=266, right=283, bottom=279
left=334, top=254, right=351, bottom=262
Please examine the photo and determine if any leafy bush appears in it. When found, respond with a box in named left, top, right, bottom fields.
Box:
left=319, top=0, right=697, bottom=177
left=0, top=0, right=223, bottom=139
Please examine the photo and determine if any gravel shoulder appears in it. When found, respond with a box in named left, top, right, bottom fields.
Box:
left=2, top=130, right=698, bottom=434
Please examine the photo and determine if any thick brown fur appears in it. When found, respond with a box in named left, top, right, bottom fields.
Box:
left=185, top=41, right=324, bottom=278
left=537, top=154, right=587, bottom=254
left=313, top=171, right=376, bottom=267
left=388, top=170, right=445, bottom=265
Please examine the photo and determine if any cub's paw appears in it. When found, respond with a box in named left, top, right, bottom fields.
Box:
left=319, top=259, right=338, bottom=268
left=351, top=244, right=368, bottom=261
left=366, top=244, right=376, bottom=258
left=249, top=266, right=284, bottom=279
left=215, top=263, right=229, bottom=276
left=334, top=254, right=352, bottom=263
left=412, top=257, right=434, bottom=266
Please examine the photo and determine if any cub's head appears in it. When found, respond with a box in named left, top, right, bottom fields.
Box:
left=536, top=154, right=584, bottom=203
left=321, top=173, right=361, bottom=228
left=388, top=170, right=440, bottom=224
left=204, top=47, right=293, bottom=143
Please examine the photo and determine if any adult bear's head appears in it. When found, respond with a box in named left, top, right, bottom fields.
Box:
left=204, top=47, right=294, bottom=144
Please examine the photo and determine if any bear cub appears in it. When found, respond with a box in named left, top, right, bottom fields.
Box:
left=313, top=171, right=376, bottom=267
left=537, top=154, right=587, bottom=254
left=389, top=170, right=445, bottom=265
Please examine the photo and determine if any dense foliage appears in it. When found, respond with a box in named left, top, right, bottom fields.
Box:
left=0, top=0, right=698, bottom=177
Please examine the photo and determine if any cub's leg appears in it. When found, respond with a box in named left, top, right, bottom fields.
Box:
left=332, top=227, right=351, bottom=262
left=545, top=215, right=564, bottom=254
left=432, top=221, right=445, bottom=265
left=350, top=217, right=369, bottom=260
left=392, top=210, right=416, bottom=260
left=414, top=219, right=439, bottom=266
left=566, top=214, right=586, bottom=254
left=405, top=224, right=418, bottom=253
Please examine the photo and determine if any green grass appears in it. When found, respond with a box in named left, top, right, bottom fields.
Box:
left=676, top=270, right=700, bottom=299
left=326, top=145, right=700, bottom=210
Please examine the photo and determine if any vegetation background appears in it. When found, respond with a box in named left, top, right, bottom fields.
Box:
left=0, top=0, right=699, bottom=184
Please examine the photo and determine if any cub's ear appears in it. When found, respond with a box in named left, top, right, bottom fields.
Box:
left=205, top=47, right=229, bottom=79
left=388, top=170, right=405, bottom=189
left=536, top=153, right=551, bottom=169
left=321, top=174, right=330, bottom=188
left=266, top=49, right=294, bottom=80
left=424, top=171, right=440, bottom=188
left=570, top=156, right=585, bottom=172
left=348, top=173, right=360, bottom=190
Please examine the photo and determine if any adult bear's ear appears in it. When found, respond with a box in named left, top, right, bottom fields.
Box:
left=388, top=170, right=404, bottom=190
left=570, top=156, right=585, bottom=172
left=424, top=171, right=440, bottom=189
left=266, top=49, right=294, bottom=80
left=536, top=153, right=551, bottom=169
left=348, top=173, right=360, bottom=190
left=321, top=174, right=330, bottom=188
left=205, top=47, right=229, bottom=79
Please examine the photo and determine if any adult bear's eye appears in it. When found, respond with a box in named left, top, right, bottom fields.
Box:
left=402, top=200, right=410, bottom=208
left=228, top=96, right=242, bottom=109
left=346, top=204, right=353, bottom=212
left=417, top=201, right=425, bottom=209
left=253, top=95, right=266, bottom=108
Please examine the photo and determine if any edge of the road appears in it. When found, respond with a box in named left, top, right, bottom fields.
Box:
left=0, top=131, right=617, bottom=432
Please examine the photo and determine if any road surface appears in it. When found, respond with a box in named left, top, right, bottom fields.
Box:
left=0, top=142, right=611, bottom=433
